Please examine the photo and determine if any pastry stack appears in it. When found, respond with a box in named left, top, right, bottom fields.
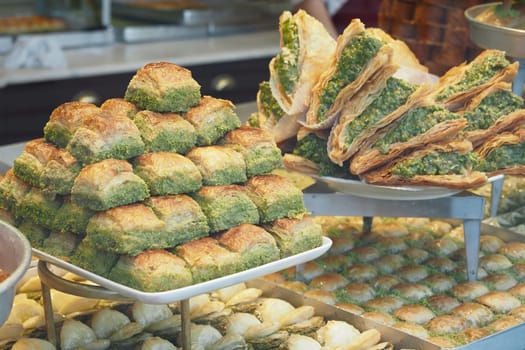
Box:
left=250, top=10, right=525, bottom=191
left=0, top=62, right=323, bottom=292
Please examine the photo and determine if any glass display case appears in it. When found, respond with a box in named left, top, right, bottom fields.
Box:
left=0, top=0, right=112, bottom=53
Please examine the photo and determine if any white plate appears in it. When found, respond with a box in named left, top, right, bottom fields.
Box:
left=312, top=175, right=504, bottom=201
left=33, top=237, right=332, bottom=304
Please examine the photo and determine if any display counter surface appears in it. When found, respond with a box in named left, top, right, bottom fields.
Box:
left=0, top=30, right=280, bottom=88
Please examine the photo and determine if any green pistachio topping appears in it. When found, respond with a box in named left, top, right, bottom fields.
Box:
left=477, top=142, right=525, bottom=172
left=464, top=90, right=524, bottom=130
left=259, top=81, right=285, bottom=121
left=374, top=106, right=461, bottom=154
left=392, top=152, right=479, bottom=177
left=344, top=77, right=416, bottom=146
left=317, top=32, right=383, bottom=121
left=436, top=52, right=510, bottom=101
left=274, top=17, right=300, bottom=95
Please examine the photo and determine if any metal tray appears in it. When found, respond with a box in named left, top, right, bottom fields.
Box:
left=32, top=237, right=331, bottom=304
left=250, top=223, right=525, bottom=350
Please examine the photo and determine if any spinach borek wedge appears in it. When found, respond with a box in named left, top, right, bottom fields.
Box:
left=461, top=82, right=525, bottom=147
left=433, top=49, right=518, bottom=111
left=361, top=140, right=487, bottom=190
left=303, top=18, right=395, bottom=130
left=328, top=77, right=428, bottom=165
left=351, top=104, right=467, bottom=175
left=477, top=127, right=525, bottom=177
left=269, top=10, right=336, bottom=117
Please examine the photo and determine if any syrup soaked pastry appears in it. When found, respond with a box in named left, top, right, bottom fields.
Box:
left=432, top=49, right=518, bottom=111
left=303, top=18, right=397, bottom=130
left=125, top=62, right=201, bottom=113
left=360, top=140, right=487, bottom=190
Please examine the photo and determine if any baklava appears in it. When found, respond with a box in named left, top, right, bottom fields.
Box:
left=393, top=305, right=435, bottom=325
left=264, top=216, right=323, bottom=257
left=186, top=146, right=247, bottom=186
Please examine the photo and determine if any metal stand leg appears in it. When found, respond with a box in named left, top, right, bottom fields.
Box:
left=512, top=58, right=525, bottom=97
left=363, top=216, right=373, bottom=234
left=40, top=280, right=57, bottom=347
left=490, top=175, right=504, bottom=217
left=180, top=299, right=191, bottom=350
left=463, top=219, right=482, bottom=281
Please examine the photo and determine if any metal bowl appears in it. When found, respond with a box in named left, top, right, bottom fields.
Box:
left=465, top=2, right=525, bottom=59
left=0, top=220, right=32, bottom=326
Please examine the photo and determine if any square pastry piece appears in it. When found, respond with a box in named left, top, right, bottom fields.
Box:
left=67, top=111, right=145, bottom=165
left=71, top=159, right=149, bottom=211
left=184, top=96, right=241, bottom=146
left=217, top=223, right=280, bottom=270
left=109, top=249, right=193, bottom=292
left=265, top=216, right=323, bottom=257
left=186, top=146, right=247, bottom=186
left=86, top=203, right=166, bottom=256
left=13, top=138, right=59, bottom=187
left=133, top=110, right=196, bottom=154
left=175, top=237, right=238, bottom=283
left=124, top=62, right=201, bottom=113
left=192, top=185, right=260, bottom=232
left=134, top=152, right=202, bottom=196
left=145, top=194, right=209, bottom=246
left=246, top=174, right=306, bottom=222
left=43, top=101, right=101, bottom=148
left=221, top=126, right=283, bottom=177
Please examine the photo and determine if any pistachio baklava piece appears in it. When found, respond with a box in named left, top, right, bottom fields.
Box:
left=67, top=112, right=145, bottom=165
left=17, top=219, right=49, bottom=249
left=217, top=223, right=280, bottom=271
left=41, top=231, right=81, bottom=259
left=175, top=237, right=239, bottom=283
left=100, top=98, right=139, bottom=119
left=17, top=187, right=62, bottom=230
left=133, top=110, right=196, bottom=154
left=144, top=194, right=209, bottom=246
left=52, top=197, right=95, bottom=234
left=246, top=174, right=306, bottom=222
left=184, top=96, right=241, bottom=146
left=43, top=101, right=101, bottom=148
left=86, top=203, right=167, bottom=256
left=0, top=169, right=31, bottom=212
left=186, top=146, right=247, bottom=186
left=134, top=152, right=202, bottom=196
left=71, top=159, right=149, bottom=211
left=124, top=62, right=201, bottom=113
left=40, top=147, right=81, bottom=196
left=192, top=185, right=260, bottom=232
left=264, top=216, right=323, bottom=257
left=221, top=126, right=283, bottom=177
left=70, top=236, right=119, bottom=277
left=108, top=249, right=193, bottom=292
left=13, top=138, right=58, bottom=187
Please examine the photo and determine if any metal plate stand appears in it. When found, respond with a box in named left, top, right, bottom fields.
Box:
left=303, top=190, right=486, bottom=281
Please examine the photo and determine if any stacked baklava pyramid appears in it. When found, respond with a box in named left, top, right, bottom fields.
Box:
left=0, top=62, right=323, bottom=292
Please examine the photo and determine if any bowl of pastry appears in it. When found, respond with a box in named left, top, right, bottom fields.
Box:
left=0, top=220, right=32, bottom=326
left=465, top=2, right=525, bottom=58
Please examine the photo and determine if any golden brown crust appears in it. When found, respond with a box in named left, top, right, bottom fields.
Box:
left=426, top=294, right=461, bottom=313
left=487, top=315, right=523, bottom=332
left=134, top=248, right=187, bottom=269
left=434, top=49, right=519, bottom=111
left=360, top=140, right=488, bottom=190
left=176, top=237, right=234, bottom=267
left=482, top=273, right=517, bottom=291
left=100, top=98, right=139, bottom=119
left=361, top=311, right=396, bottom=327
left=144, top=194, right=202, bottom=219
left=282, top=153, right=320, bottom=175
left=363, top=296, right=404, bottom=313
left=185, top=95, right=234, bottom=124
left=128, top=62, right=200, bottom=91
left=476, top=291, right=521, bottom=313
left=426, top=315, right=468, bottom=335
left=309, top=272, right=349, bottom=291
left=222, top=126, right=277, bottom=147
left=498, top=242, right=525, bottom=260
left=451, top=302, right=494, bottom=327
left=303, top=289, right=336, bottom=304
left=217, top=223, right=276, bottom=253
left=47, top=101, right=100, bottom=133
left=92, top=203, right=164, bottom=232
left=393, top=305, right=435, bottom=325
left=135, top=152, right=200, bottom=176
